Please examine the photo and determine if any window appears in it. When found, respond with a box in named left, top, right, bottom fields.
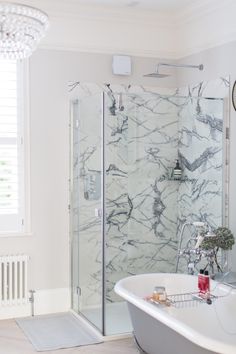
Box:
left=0, top=60, right=30, bottom=235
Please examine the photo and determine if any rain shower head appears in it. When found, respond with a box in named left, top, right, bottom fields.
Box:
left=143, top=72, right=170, bottom=78
left=144, top=64, right=170, bottom=78
left=144, top=62, right=204, bottom=79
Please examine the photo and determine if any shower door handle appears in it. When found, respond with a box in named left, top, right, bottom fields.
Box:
left=95, top=208, right=102, bottom=218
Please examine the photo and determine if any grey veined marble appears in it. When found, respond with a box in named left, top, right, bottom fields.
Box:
left=70, top=78, right=229, bottom=307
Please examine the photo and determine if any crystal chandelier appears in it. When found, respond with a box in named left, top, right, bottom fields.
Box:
left=0, top=2, right=49, bottom=59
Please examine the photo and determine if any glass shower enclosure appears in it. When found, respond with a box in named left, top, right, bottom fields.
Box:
left=70, top=93, right=104, bottom=333
left=69, top=84, right=225, bottom=336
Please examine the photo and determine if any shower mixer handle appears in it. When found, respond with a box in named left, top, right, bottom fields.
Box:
left=176, top=221, right=217, bottom=274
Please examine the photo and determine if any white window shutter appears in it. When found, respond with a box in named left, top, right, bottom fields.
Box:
left=0, top=60, right=24, bottom=233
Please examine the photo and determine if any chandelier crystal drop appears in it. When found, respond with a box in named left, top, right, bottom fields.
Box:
left=0, top=2, right=49, bottom=59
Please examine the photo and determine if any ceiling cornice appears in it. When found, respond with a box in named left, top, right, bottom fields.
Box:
left=46, top=5, right=176, bottom=28
left=10, top=0, right=234, bottom=27
left=174, top=0, right=235, bottom=25
left=39, top=43, right=179, bottom=60
left=34, top=0, right=231, bottom=28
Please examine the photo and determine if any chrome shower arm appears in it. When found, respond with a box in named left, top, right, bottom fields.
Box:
left=157, top=63, right=204, bottom=71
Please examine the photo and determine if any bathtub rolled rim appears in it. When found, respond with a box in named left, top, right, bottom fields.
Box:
left=114, top=272, right=236, bottom=354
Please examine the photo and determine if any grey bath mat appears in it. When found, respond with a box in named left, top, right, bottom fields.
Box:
left=16, top=312, right=102, bottom=351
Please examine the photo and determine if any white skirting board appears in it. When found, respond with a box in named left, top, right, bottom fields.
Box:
left=0, top=288, right=70, bottom=320
left=0, top=304, right=31, bottom=320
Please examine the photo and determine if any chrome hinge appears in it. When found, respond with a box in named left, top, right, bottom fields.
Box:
left=75, top=119, right=79, bottom=128
left=76, top=286, right=81, bottom=296
left=226, top=127, right=230, bottom=139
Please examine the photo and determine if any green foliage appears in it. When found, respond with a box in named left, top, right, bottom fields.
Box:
left=201, top=227, right=235, bottom=251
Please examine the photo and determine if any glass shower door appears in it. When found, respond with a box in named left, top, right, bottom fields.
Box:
left=103, top=91, right=179, bottom=335
left=70, top=93, right=104, bottom=332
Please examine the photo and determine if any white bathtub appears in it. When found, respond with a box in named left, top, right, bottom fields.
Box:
left=114, top=273, right=236, bottom=354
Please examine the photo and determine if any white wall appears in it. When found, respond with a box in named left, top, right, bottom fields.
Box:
left=176, top=41, right=236, bottom=271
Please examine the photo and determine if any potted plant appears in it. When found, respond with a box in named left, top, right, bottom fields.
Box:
left=201, top=227, right=235, bottom=273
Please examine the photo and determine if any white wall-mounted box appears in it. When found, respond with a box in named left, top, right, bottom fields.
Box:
left=112, top=55, right=132, bottom=76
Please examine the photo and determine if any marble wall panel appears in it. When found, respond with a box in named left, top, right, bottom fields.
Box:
left=175, top=77, right=229, bottom=273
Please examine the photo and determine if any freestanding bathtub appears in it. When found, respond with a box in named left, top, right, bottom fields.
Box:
left=114, top=273, right=236, bottom=354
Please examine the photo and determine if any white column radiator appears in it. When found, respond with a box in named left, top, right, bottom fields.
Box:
left=0, top=255, right=29, bottom=306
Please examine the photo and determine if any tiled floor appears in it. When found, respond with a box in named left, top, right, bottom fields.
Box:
left=0, top=320, right=139, bottom=354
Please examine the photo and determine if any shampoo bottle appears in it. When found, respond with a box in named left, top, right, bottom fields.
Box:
left=173, top=159, right=182, bottom=180
left=203, top=270, right=210, bottom=293
left=198, top=269, right=204, bottom=293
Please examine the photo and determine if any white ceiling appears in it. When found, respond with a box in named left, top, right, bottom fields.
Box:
left=11, top=0, right=209, bottom=15
left=67, top=0, right=195, bottom=11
